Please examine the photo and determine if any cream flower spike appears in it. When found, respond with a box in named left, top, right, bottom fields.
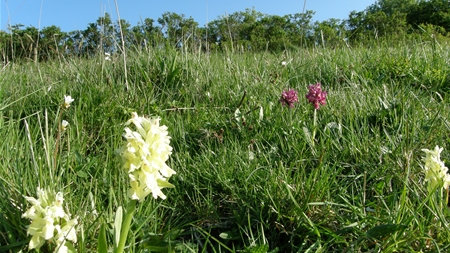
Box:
left=422, top=146, right=450, bottom=190
left=118, top=112, right=176, bottom=201
left=22, top=188, right=77, bottom=251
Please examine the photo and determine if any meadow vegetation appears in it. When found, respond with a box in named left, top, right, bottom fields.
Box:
left=1, top=35, right=450, bottom=252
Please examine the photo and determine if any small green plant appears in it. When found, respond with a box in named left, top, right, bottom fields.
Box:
left=99, top=112, right=176, bottom=253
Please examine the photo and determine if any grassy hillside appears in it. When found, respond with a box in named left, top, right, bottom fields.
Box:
left=1, top=39, right=450, bottom=252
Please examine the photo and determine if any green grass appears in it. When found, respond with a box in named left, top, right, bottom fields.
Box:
left=1, top=39, right=450, bottom=252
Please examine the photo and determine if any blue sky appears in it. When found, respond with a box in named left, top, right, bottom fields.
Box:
left=1, top=0, right=376, bottom=32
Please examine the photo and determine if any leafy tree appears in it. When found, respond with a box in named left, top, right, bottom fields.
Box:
left=248, top=15, right=289, bottom=51
left=406, top=0, right=450, bottom=34
left=82, top=13, right=115, bottom=55
left=6, top=3, right=450, bottom=58
left=114, top=18, right=132, bottom=49
left=283, top=11, right=315, bottom=48
left=38, top=25, right=66, bottom=60
left=347, top=10, right=366, bottom=41
left=177, top=16, right=199, bottom=50
left=64, top=30, right=84, bottom=56
left=206, top=8, right=264, bottom=52
left=365, top=10, right=408, bottom=39
left=98, top=13, right=115, bottom=52
left=82, top=23, right=102, bottom=55
left=367, top=0, right=416, bottom=15
left=313, top=18, right=346, bottom=48
left=6, top=25, right=39, bottom=61
left=0, top=30, right=11, bottom=62
left=204, top=19, right=223, bottom=51
left=130, top=18, right=163, bottom=49
left=346, top=0, right=413, bottom=42
left=158, top=12, right=199, bottom=49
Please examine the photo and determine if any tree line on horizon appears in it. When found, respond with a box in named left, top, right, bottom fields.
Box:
left=1, top=0, right=449, bottom=62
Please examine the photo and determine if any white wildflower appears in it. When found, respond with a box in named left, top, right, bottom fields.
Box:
left=63, top=95, right=74, bottom=109
left=61, top=120, right=69, bottom=131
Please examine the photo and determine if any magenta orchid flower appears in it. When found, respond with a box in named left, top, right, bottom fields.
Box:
left=306, top=83, right=327, bottom=109
left=279, top=89, right=299, bottom=108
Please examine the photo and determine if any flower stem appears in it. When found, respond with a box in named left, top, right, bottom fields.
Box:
left=116, top=199, right=137, bottom=253
left=53, top=109, right=64, bottom=172
left=446, top=187, right=449, bottom=206
left=289, top=107, right=293, bottom=126
left=311, top=109, right=317, bottom=146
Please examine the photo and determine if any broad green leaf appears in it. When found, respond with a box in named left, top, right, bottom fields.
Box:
left=97, top=223, right=108, bottom=253
left=246, top=244, right=269, bottom=253
left=114, top=206, right=123, bottom=248
left=163, top=229, right=184, bottom=241
left=366, top=224, right=407, bottom=240
left=76, top=170, right=88, bottom=178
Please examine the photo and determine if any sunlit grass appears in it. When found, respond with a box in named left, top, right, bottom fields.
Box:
left=1, top=40, right=450, bottom=252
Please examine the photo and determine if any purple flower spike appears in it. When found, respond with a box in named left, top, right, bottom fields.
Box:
left=306, top=83, right=327, bottom=109
left=279, top=89, right=299, bottom=108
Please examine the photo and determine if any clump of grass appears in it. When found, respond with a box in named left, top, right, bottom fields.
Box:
left=1, top=40, right=450, bottom=252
